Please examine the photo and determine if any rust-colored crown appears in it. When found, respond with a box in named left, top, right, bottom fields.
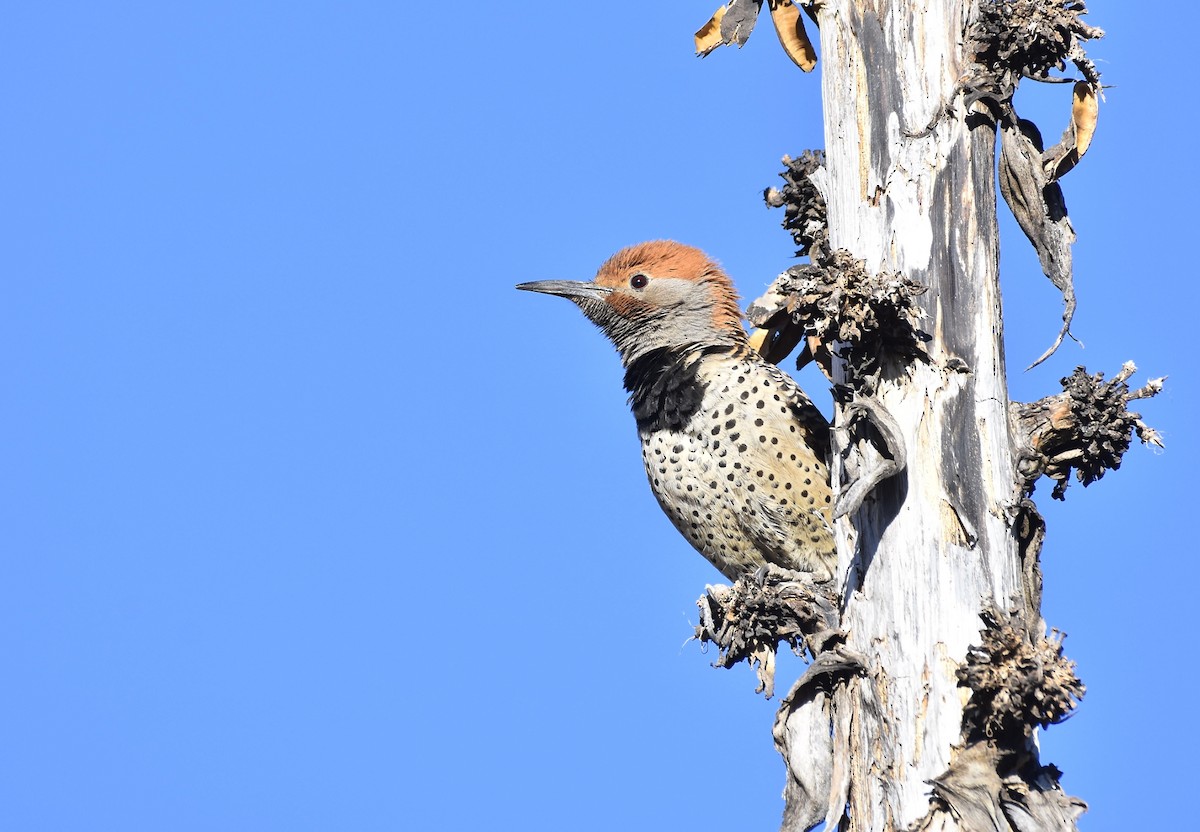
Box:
left=595, top=241, right=744, bottom=336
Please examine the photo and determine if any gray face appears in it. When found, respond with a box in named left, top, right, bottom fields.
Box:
left=516, top=275, right=743, bottom=366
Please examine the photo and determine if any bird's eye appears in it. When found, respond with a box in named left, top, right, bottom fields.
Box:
left=630, top=274, right=648, bottom=289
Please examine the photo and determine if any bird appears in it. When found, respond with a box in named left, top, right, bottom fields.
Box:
left=516, top=241, right=836, bottom=582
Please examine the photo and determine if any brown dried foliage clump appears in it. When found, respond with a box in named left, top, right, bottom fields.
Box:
left=1014, top=363, right=1165, bottom=500
left=694, top=567, right=838, bottom=697
left=777, top=251, right=928, bottom=384
left=763, top=150, right=828, bottom=259
left=959, top=608, right=1084, bottom=742
left=968, top=0, right=1103, bottom=86
left=1058, top=365, right=1158, bottom=494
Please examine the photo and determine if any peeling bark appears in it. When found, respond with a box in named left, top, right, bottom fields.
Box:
left=997, top=117, right=1077, bottom=369
left=774, top=647, right=867, bottom=831
left=921, top=742, right=1087, bottom=832
left=954, top=0, right=1105, bottom=367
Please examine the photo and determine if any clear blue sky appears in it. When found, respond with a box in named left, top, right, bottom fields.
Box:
left=2, top=3, right=1194, bottom=829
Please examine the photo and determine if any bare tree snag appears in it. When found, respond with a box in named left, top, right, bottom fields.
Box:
left=799, top=3, right=1027, bottom=828
left=683, top=2, right=1160, bottom=830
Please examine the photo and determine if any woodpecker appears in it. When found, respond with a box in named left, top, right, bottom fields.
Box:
left=517, top=241, right=836, bottom=582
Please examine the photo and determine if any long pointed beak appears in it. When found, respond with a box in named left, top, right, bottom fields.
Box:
left=515, top=280, right=613, bottom=302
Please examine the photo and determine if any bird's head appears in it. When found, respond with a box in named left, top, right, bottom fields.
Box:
left=516, top=241, right=747, bottom=365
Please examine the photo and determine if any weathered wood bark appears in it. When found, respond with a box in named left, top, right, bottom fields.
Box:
left=690, top=3, right=1159, bottom=829
left=815, top=2, right=1020, bottom=829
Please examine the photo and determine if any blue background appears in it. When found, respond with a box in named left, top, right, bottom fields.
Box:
left=3, top=3, right=1193, bottom=829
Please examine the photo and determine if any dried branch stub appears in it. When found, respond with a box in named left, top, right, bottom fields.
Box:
left=1012, top=362, right=1165, bottom=500
left=926, top=603, right=1090, bottom=831
left=747, top=247, right=928, bottom=410
left=926, top=741, right=1088, bottom=832
left=749, top=150, right=830, bottom=367
left=998, top=117, right=1078, bottom=369
left=959, top=607, right=1085, bottom=742
left=968, top=0, right=1104, bottom=88
left=763, top=150, right=828, bottom=260
left=694, top=566, right=838, bottom=697
left=776, top=251, right=929, bottom=386
left=966, top=2, right=1104, bottom=367
left=754, top=154, right=929, bottom=385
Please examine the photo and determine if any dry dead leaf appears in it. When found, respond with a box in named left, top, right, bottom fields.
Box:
left=1072, top=81, right=1098, bottom=157
left=748, top=327, right=772, bottom=356
left=695, top=5, right=728, bottom=56
left=768, top=0, right=817, bottom=71
left=1042, top=80, right=1100, bottom=183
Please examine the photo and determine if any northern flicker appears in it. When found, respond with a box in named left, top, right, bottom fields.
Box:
left=517, top=241, right=836, bottom=582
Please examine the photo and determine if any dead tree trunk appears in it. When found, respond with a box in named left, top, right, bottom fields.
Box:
left=693, top=1, right=1160, bottom=830
left=816, top=1, right=1024, bottom=827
